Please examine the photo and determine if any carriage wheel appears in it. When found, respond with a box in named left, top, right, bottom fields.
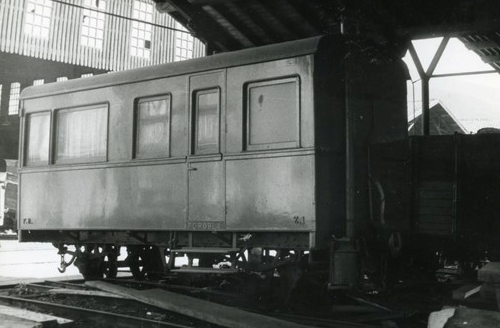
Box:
left=101, top=245, right=119, bottom=278
left=74, top=245, right=106, bottom=280
left=126, top=245, right=165, bottom=280
left=73, top=244, right=120, bottom=280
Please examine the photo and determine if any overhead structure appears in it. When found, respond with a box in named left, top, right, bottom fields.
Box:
left=153, top=0, right=500, bottom=136
left=153, top=0, right=500, bottom=64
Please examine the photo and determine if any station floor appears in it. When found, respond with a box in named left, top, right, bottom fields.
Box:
left=0, top=239, right=82, bottom=285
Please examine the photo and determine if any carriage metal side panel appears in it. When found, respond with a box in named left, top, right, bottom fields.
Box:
left=226, top=56, right=315, bottom=153
left=225, top=153, right=315, bottom=231
left=187, top=71, right=226, bottom=229
left=20, top=164, right=187, bottom=230
left=224, top=56, right=316, bottom=232
left=19, top=75, right=189, bottom=231
left=18, top=37, right=331, bottom=240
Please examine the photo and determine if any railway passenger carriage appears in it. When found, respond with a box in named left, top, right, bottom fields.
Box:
left=18, top=35, right=408, bottom=281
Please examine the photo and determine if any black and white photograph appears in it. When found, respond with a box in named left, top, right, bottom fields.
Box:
left=1, top=0, right=500, bottom=327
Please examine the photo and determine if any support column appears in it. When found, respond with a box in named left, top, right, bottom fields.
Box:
left=0, top=83, right=11, bottom=119
left=345, top=77, right=355, bottom=239
left=421, top=77, right=430, bottom=135
left=407, top=36, right=449, bottom=136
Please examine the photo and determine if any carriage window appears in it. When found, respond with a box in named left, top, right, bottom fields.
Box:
left=25, top=112, right=50, bottom=166
left=193, top=89, right=219, bottom=154
left=55, top=104, right=107, bottom=164
left=246, top=77, right=300, bottom=150
left=135, top=95, right=170, bottom=158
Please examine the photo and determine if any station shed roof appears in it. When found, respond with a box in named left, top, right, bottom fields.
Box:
left=152, top=0, right=500, bottom=72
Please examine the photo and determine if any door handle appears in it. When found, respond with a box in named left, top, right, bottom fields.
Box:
left=188, top=167, right=197, bottom=171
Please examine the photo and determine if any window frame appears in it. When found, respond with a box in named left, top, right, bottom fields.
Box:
left=130, top=0, right=153, bottom=59
left=245, top=76, right=301, bottom=151
left=80, top=0, right=106, bottom=49
left=192, top=88, right=221, bottom=155
left=8, top=82, right=21, bottom=115
left=53, top=103, right=109, bottom=165
left=134, top=94, right=172, bottom=160
left=24, top=111, right=52, bottom=167
left=24, top=0, right=52, bottom=39
left=174, top=21, right=194, bottom=61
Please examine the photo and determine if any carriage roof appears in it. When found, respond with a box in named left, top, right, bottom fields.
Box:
left=21, top=35, right=329, bottom=101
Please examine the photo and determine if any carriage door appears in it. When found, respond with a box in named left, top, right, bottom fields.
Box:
left=187, top=72, right=225, bottom=230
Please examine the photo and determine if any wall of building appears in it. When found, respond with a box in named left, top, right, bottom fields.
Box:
left=0, top=0, right=206, bottom=161
left=0, top=52, right=110, bottom=160
left=0, top=0, right=205, bottom=71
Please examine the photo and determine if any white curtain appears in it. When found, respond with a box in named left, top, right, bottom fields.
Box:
left=56, top=105, right=107, bottom=162
left=196, top=92, right=219, bottom=150
left=26, top=113, right=50, bottom=165
left=137, top=98, right=169, bottom=156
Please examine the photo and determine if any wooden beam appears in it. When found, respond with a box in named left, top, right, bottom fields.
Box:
left=203, top=6, right=256, bottom=47
left=407, top=42, right=425, bottom=78
left=0, top=304, right=73, bottom=327
left=287, top=0, right=327, bottom=34
left=238, top=1, right=283, bottom=43
left=165, top=0, right=243, bottom=51
left=463, top=40, right=498, bottom=50
left=432, top=69, right=498, bottom=78
left=452, top=284, right=481, bottom=300
left=0, top=314, right=43, bottom=328
left=47, top=288, right=131, bottom=299
left=254, top=0, right=305, bottom=40
left=426, top=36, right=449, bottom=76
left=86, top=281, right=309, bottom=328
left=400, top=19, right=500, bottom=40
left=187, top=0, right=241, bottom=4
left=211, top=3, right=267, bottom=46
left=482, top=54, right=500, bottom=64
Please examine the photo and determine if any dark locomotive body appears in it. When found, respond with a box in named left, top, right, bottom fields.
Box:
left=17, top=35, right=409, bottom=280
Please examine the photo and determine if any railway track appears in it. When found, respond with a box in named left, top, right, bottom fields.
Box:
left=0, top=294, right=195, bottom=328
left=0, top=275, right=434, bottom=328
left=0, top=279, right=222, bottom=328
left=0, top=277, right=394, bottom=328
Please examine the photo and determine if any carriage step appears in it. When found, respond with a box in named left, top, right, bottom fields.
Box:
left=172, top=267, right=240, bottom=274
left=171, top=247, right=240, bottom=254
